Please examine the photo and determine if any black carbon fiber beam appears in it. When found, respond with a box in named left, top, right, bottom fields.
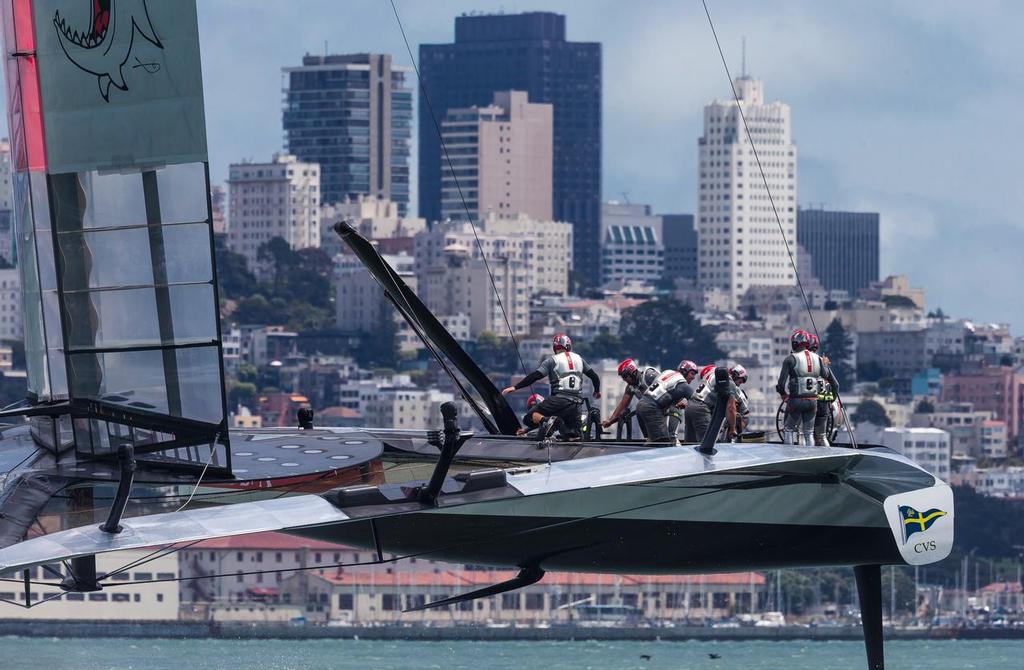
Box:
left=854, top=564, right=885, bottom=670
left=699, top=367, right=732, bottom=455
left=405, top=566, right=545, bottom=612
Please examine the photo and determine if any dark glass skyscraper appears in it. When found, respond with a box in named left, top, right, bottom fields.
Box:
left=796, top=208, right=880, bottom=295
left=662, top=214, right=697, bottom=282
left=419, top=13, right=602, bottom=287
left=284, top=54, right=412, bottom=213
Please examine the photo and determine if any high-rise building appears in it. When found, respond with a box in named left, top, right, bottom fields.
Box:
left=419, top=12, right=601, bottom=286
left=796, top=207, right=879, bottom=295
left=599, top=202, right=663, bottom=287
left=662, top=214, right=697, bottom=283
left=415, top=213, right=573, bottom=298
left=440, top=90, right=553, bottom=223
left=320, top=195, right=425, bottom=258
left=226, top=154, right=321, bottom=271
left=697, top=76, right=797, bottom=308
left=283, top=54, right=412, bottom=213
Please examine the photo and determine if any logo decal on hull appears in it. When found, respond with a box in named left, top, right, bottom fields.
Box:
left=53, top=0, right=164, bottom=102
left=899, top=505, right=946, bottom=544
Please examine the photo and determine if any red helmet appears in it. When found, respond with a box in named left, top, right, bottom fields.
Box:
left=730, top=364, right=748, bottom=384
left=617, top=358, right=639, bottom=382
left=808, top=333, right=820, bottom=352
left=526, top=393, right=545, bottom=410
left=677, top=360, right=699, bottom=376
left=699, top=364, right=716, bottom=381
left=791, top=329, right=811, bottom=351
left=552, top=333, right=572, bottom=353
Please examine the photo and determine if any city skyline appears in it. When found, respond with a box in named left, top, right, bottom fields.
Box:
left=0, top=1, right=1017, bottom=329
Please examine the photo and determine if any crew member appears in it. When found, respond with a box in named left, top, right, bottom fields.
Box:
left=503, top=333, right=601, bottom=439
left=636, top=369, right=694, bottom=444
left=809, top=334, right=840, bottom=446
left=776, top=329, right=824, bottom=446
left=516, top=393, right=561, bottom=438
left=602, top=358, right=659, bottom=436
left=730, top=364, right=750, bottom=438
left=668, top=360, right=700, bottom=438
left=683, top=365, right=716, bottom=442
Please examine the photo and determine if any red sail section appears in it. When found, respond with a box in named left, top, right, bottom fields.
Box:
left=2, top=0, right=46, bottom=171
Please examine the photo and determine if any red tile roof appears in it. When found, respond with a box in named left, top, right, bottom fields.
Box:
left=314, top=570, right=765, bottom=588
left=979, top=581, right=1023, bottom=593
left=189, top=531, right=351, bottom=551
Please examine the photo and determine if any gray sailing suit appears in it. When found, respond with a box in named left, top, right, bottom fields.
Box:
left=638, top=370, right=694, bottom=444
left=777, top=350, right=825, bottom=446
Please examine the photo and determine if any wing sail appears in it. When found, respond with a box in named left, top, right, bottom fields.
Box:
left=0, top=495, right=349, bottom=576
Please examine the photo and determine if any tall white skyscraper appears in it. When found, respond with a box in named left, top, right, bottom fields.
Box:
left=697, top=76, right=797, bottom=308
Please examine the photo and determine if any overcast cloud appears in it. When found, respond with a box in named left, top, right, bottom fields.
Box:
left=15, top=2, right=1024, bottom=329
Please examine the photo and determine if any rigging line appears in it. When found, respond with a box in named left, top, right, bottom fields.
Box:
left=175, top=434, right=220, bottom=512
left=388, top=0, right=532, bottom=384
left=700, top=0, right=858, bottom=448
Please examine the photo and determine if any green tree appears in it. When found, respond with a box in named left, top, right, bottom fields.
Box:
left=915, top=399, right=935, bottom=414
left=473, top=331, right=519, bottom=373
left=232, top=294, right=286, bottom=326
left=852, top=399, right=891, bottom=427
left=573, top=332, right=622, bottom=361
left=822, top=318, right=855, bottom=385
left=227, top=382, right=257, bottom=409
left=213, top=233, right=257, bottom=300
left=618, top=298, right=724, bottom=370
left=354, top=313, right=399, bottom=368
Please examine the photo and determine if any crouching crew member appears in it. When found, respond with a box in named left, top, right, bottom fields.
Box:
left=602, top=358, right=659, bottom=436
left=777, top=329, right=824, bottom=446
left=503, top=333, right=601, bottom=439
left=684, top=365, right=716, bottom=442
left=668, top=360, right=700, bottom=438
left=636, top=369, right=694, bottom=444
left=730, top=364, right=750, bottom=438
left=516, top=393, right=561, bottom=438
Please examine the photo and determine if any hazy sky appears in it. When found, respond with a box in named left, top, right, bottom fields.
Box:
left=18, top=1, right=1024, bottom=330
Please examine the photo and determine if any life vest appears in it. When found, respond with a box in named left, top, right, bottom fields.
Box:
left=790, top=350, right=824, bottom=399
left=646, top=370, right=686, bottom=403
left=628, top=366, right=660, bottom=397
left=693, top=367, right=717, bottom=403
left=549, top=351, right=585, bottom=396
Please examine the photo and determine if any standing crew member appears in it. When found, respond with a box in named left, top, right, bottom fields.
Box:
left=777, top=329, right=824, bottom=446
left=503, top=333, right=601, bottom=439
left=636, top=369, right=694, bottom=444
left=668, top=360, right=700, bottom=438
left=602, top=359, right=659, bottom=436
left=809, top=334, right=840, bottom=446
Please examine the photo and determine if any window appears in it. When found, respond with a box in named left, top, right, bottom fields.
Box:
left=501, top=593, right=520, bottom=610
left=382, top=594, right=399, bottom=611
left=134, top=572, right=152, bottom=581
left=338, top=594, right=354, bottom=610
left=89, top=593, right=108, bottom=601
left=112, top=593, right=131, bottom=603
left=156, top=573, right=175, bottom=580
left=525, top=593, right=545, bottom=610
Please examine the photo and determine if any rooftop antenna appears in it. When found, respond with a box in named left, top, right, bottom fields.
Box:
left=741, top=37, right=746, bottom=77
left=324, top=40, right=328, bottom=57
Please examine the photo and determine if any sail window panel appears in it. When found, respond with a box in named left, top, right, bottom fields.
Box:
left=68, top=347, right=224, bottom=425
left=41, top=291, right=68, bottom=397
left=63, top=285, right=217, bottom=351
left=29, top=172, right=51, bottom=231
left=52, top=170, right=148, bottom=232
left=34, top=229, right=57, bottom=291
left=56, top=222, right=213, bottom=292
left=162, top=223, right=215, bottom=284
left=155, top=163, right=210, bottom=224
left=175, top=346, right=226, bottom=425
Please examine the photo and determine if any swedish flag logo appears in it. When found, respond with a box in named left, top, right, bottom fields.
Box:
left=899, top=505, right=947, bottom=544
